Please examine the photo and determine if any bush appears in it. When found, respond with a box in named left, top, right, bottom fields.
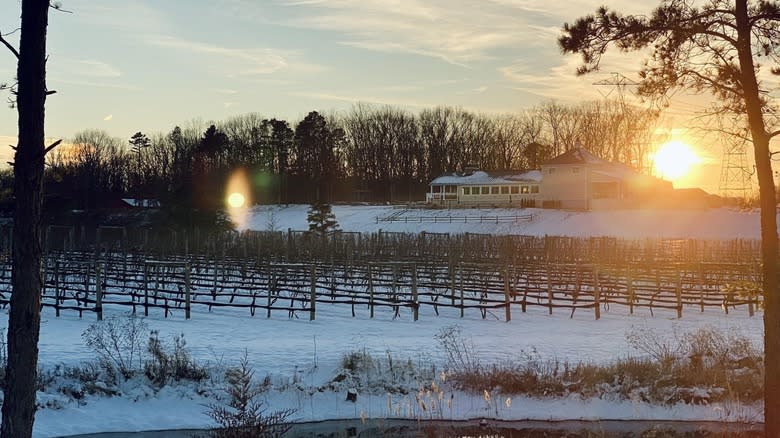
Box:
left=439, top=325, right=763, bottom=405
left=204, top=352, right=293, bottom=438
left=145, top=330, right=207, bottom=386
left=81, top=316, right=148, bottom=380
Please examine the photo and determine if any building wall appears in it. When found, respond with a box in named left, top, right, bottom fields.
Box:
left=540, top=164, right=588, bottom=209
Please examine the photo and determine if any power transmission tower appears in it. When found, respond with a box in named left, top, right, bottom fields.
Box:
left=718, top=121, right=752, bottom=201
left=593, top=73, right=653, bottom=172
left=592, top=72, right=638, bottom=104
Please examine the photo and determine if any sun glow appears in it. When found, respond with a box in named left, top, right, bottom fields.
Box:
left=227, top=192, right=246, bottom=208
left=653, top=141, right=700, bottom=181
left=225, top=169, right=252, bottom=228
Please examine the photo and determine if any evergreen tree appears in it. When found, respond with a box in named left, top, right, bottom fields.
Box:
left=307, top=201, right=339, bottom=234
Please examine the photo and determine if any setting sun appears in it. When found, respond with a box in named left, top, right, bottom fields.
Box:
left=653, top=141, right=700, bottom=181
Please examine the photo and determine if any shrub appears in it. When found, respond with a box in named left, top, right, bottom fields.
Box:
left=145, top=330, right=207, bottom=386
left=204, top=352, right=294, bottom=438
left=435, top=325, right=480, bottom=375
left=81, top=316, right=148, bottom=380
left=306, top=202, right=339, bottom=234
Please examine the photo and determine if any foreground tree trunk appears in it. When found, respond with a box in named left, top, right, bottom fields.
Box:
left=1, top=1, right=50, bottom=437
left=734, top=2, right=779, bottom=435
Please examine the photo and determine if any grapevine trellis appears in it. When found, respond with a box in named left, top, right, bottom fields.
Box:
left=0, top=228, right=764, bottom=321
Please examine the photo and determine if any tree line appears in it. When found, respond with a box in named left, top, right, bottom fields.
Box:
left=31, top=99, right=659, bottom=214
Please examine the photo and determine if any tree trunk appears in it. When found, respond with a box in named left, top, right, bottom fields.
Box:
left=734, top=2, right=779, bottom=436
left=1, top=1, right=49, bottom=437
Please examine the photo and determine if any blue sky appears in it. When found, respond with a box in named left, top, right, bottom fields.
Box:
left=0, top=0, right=660, bottom=137
left=1, top=0, right=771, bottom=192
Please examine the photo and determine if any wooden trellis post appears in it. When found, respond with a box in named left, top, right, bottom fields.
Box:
left=310, top=264, right=317, bottom=321
left=412, top=264, right=419, bottom=321
left=546, top=265, right=553, bottom=315
left=53, top=259, right=60, bottom=317
left=676, top=271, right=683, bottom=319
left=594, top=265, right=601, bottom=320
left=503, top=265, right=511, bottom=322
left=96, top=264, right=103, bottom=321
left=627, top=265, right=634, bottom=315
left=143, top=263, right=149, bottom=316
left=368, top=264, right=374, bottom=318
left=185, top=262, right=191, bottom=320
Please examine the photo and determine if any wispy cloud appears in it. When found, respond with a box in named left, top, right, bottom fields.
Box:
left=147, top=35, right=324, bottom=76
left=280, top=0, right=541, bottom=66
left=500, top=54, right=646, bottom=102
left=289, top=90, right=436, bottom=109
left=210, top=88, right=239, bottom=95
left=71, top=60, right=122, bottom=78
left=49, top=78, right=142, bottom=91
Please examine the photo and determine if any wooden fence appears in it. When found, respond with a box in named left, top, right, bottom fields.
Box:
left=21, top=225, right=762, bottom=266
left=376, top=213, right=534, bottom=224
left=0, top=250, right=760, bottom=321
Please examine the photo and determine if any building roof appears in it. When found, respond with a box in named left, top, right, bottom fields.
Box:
left=542, top=147, right=608, bottom=166
left=431, top=170, right=542, bottom=185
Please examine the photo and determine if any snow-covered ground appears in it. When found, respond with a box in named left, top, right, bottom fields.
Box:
left=236, top=204, right=767, bottom=240
left=17, top=206, right=773, bottom=436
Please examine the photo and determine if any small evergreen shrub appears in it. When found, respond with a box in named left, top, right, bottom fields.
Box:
left=306, top=202, right=339, bottom=234
left=204, top=353, right=293, bottom=438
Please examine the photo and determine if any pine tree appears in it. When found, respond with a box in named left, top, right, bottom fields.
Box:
left=307, top=202, right=339, bottom=234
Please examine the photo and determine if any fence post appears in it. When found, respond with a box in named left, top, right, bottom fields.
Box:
left=698, top=263, right=705, bottom=313
left=143, top=262, right=149, bottom=317
left=747, top=263, right=755, bottom=317
left=449, top=261, right=456, bottom=307
left=368, top=264, right=374, bottom=318
left=546, top=266, right=553, bottom=315
left=53, top=259, right=60, bottom=317
left=676, top=271, right=683, bottom=319
left=594, top=265, right=601, bottom=320
left=96, top=264, right=103, bottom=321
left=185, top=262, right=191, bottom=320
left=627, top=265, right=634, bottom=315
left=412, top=264, right=419, bottom=321
left=310, top=265, right=317, bottom=321
left=459, top=264, right=465, bottom=318
left=504, top=265, right=511, bottom=322
left=268, top=268, right=274, bottom=319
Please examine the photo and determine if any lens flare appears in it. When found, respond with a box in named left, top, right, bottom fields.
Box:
left=225, top=169, right=252, bottom=228
left=227, top=192, right=245, bottom=208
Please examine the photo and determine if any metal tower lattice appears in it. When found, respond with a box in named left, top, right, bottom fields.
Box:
left=719, top=135, right=752, bottom=200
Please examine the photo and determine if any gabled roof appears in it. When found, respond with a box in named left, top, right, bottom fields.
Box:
left=431, top=170, right=542, bottom=185
left=542, top=147, right=608, bottom=166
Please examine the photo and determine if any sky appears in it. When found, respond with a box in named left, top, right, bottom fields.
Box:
left=0, top=0, right=777, bottom=193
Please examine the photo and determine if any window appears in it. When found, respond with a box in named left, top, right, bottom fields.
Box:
left=472, top=187, right=480, bottom=195
left=548, top=167, right=556, bottom=174
left=432, top=186, right=441, bottom=193
left=530, top=185, right=539, bottom=194
left=481, top=187, right=489, bottom=195
left=445, top=185, right=456, bottom=193
left=463, top=187, right=470, bottom=195
left=510, top=186, right=519, bottom=194
left=521, top=186, right=529, bottom=194
left=573, top=167, right=580, bottom=174
left=491, top=186, right=499, bottom=194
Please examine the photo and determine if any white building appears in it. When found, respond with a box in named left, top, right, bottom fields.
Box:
left=427, top=170, right=542, bottom=208
left=427, top=147, right=672, bottom=210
